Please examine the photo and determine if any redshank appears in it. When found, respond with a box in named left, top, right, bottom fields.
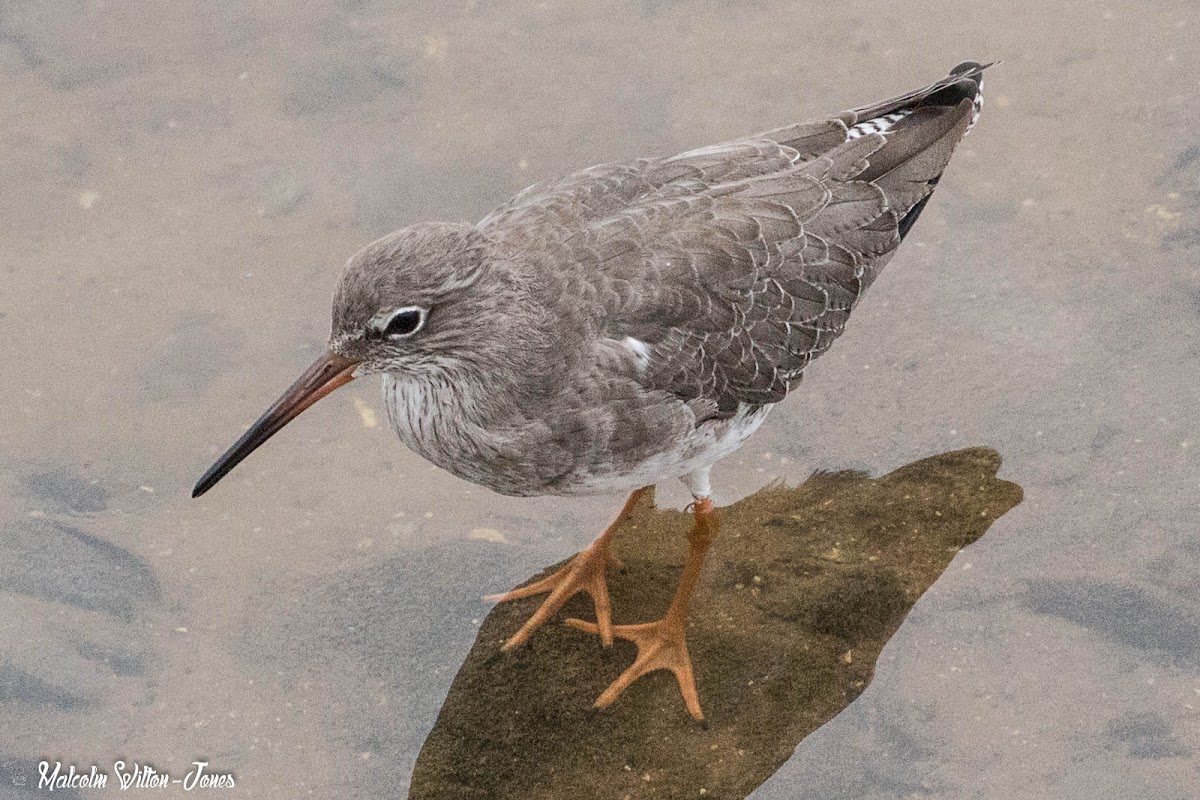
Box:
left=195, top=62, right=990, bottom=720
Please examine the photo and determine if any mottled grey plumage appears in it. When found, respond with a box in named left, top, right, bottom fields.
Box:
left=188, top=62, right=993, bottom=715
left=325, top=62, right=989, bottom=498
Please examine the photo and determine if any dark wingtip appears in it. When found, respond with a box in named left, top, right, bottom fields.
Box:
left=914, top=60, right=997, bottom=112
left=926, top=80, right=978, bottom=107
left=897, top=188, right=935, bottom=241
left=950, top=60, right=985, bottom=76
left=950, top=60, right=999, bottom=76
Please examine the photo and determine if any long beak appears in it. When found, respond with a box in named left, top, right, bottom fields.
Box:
left=192, top=351, right=360, bottom=498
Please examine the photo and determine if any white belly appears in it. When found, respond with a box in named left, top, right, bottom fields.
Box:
left=382, top=371, right=773, bottom=497
left=572, top=403, right=773, bottom=495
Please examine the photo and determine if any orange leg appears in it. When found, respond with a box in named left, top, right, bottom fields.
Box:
left=486, top=487, right=651, bottom=650
left=567, top=497, right=717, bottom=721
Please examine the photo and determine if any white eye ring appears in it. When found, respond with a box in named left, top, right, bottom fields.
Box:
left=375, top=306, right=427, bottom=338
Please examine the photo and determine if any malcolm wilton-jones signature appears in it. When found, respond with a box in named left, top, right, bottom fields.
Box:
left=24, top=760, right=235, bottom=791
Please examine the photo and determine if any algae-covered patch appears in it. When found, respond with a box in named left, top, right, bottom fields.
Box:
left=409, top=447, right=1022, bottom=799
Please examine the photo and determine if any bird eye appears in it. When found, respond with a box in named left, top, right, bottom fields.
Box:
left=382, top=307, right=426, bottom=338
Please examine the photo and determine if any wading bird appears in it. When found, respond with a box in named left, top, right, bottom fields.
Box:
left=195, top=62, right=990, bottom=720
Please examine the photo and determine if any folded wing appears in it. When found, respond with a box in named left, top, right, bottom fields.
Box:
left=485, top=62, right=990, bottom=416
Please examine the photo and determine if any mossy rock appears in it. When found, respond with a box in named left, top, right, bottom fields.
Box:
left=410, top=447, right=1023, bottom=799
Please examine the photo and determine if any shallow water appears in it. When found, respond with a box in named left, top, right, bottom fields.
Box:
left=414, top=450, right=1023, bottom=799
left=1, top=1, right=1198, bottom=797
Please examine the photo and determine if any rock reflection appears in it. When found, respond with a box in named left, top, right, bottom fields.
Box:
left=409, top=447, right=1023, bottom=799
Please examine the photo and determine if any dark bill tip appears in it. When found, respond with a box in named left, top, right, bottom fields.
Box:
left=192, top=351, right=360, bottom=498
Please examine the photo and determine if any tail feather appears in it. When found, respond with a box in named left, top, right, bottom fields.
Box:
left=847, top=61, right=994, bottom=240
left=767, top=61, right=992, bottom=163
left=845, top=61, right=990, bottom=133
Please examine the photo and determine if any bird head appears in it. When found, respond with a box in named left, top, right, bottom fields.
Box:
left=329, top=221, right=490, bottom=374
left=192, top=221, right=491, bottom=498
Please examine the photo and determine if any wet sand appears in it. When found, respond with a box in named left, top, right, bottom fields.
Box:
left=1, top=1, right=1198, bottom=797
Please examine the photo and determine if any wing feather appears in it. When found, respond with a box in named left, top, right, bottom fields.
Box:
left=484, top=63, right=990, bottom=415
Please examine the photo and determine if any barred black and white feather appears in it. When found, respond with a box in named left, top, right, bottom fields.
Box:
left=481, top=62, right=990, bottom=414
left=332, top=62, right=993, bottom=496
